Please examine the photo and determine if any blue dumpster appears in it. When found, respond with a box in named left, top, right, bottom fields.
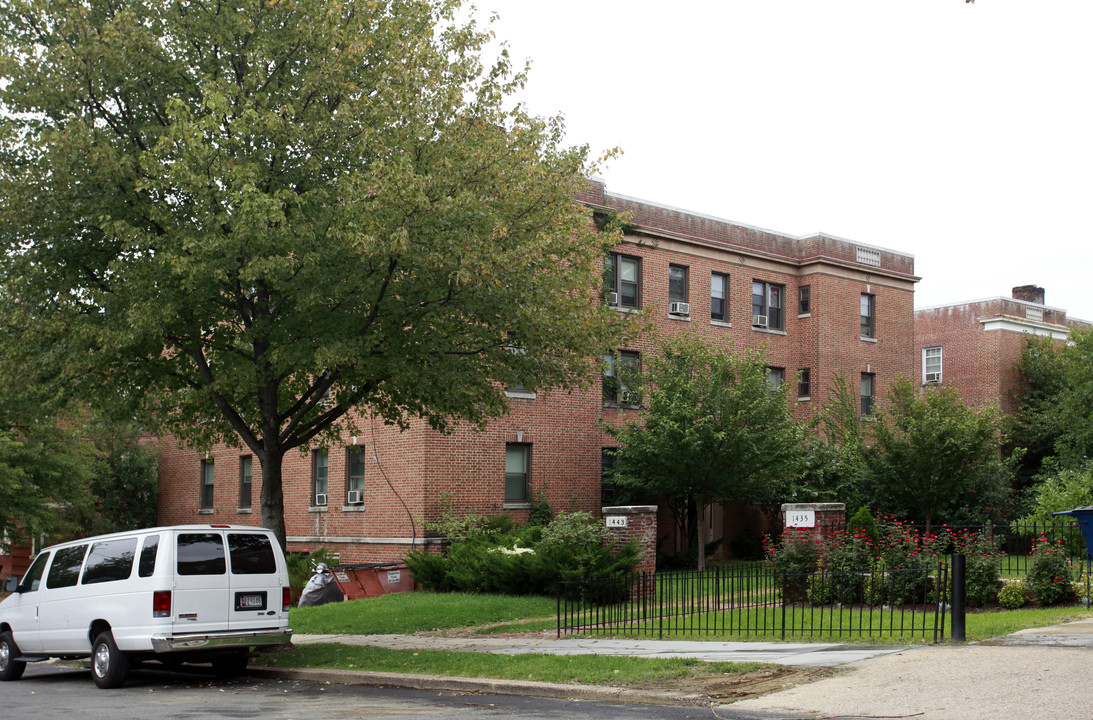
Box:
left=1053, top=507, right=1093, bottom=560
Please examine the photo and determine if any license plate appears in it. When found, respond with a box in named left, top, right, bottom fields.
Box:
left=236, top=593, right=266, bottom=610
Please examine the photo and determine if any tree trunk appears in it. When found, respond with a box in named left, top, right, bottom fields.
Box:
left=696, top=500, right=708, bottom=572
left=258, top=450, right=288, bottom=551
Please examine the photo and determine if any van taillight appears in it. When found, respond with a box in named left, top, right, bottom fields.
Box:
left=153, top=590, right=172, bottom=618
left=283, top=587, right=291, bottom=611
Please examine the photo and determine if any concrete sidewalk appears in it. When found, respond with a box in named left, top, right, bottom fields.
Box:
left=292, top=632, right=916, bottom=667
left=730, top=617, right=1093, bottom=719
left=267, top=619, right=1093, bottom=715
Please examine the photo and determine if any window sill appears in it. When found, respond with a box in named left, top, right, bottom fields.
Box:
left=710, top=320, right=732, bottom=328
left=308, top=506, right=329, bottom=513
left=603, top=403, right=641, bottom=410
left=861, top=336, right=878, bottom=344
left=236, top=508, right=253, bottom=514
left=505, top=391, right=537, bottom=400
left=611, top=306, right=642, bottom=315
left=198, top=508, right=214, bottom=515
left=797, top=396, right=811, bottom=402
left=798, top=312, right=811, bottom=319
left=751, top=327, right=787, bottom=336
left=342, top=505, right=366, bottom=512
left=667, top=313, right=691, bottom=322
left=503, top=502, right=533, bottom=510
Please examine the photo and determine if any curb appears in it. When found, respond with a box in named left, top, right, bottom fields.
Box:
left=250, top=666, right=712, bottom=706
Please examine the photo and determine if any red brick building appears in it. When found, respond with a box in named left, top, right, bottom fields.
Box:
left=913, top=286, right=1088, bottom=414
left=156, top=180, right=919, bottom=562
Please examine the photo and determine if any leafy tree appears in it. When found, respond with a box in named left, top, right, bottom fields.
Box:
left=605, top=336, right=804, bottom=571
left=82, top=423, right=160, bottom=536
left=867, top=377, right=1013, bottom=529
left=0, top=422, right=97, bottom=544
left=798, top=372, right=872, bottom=513
left=0, top=0, right=625, bottom=548
left=1027, top=328, right=1093, bottom=470
left=1008, top=335, right=1069, bottom=491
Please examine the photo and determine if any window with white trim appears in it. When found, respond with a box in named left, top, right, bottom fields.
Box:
left=923, top=346, right=942, bottom=384
left=200, top=459, right=214, bottom=509
left=861, top=293, right=876, bottom=338
left=861, top=373, right=875, bottom=415
left=505, top=444, right=531, bottom=503
left=711, top=272, right=728, bottom=321
left=312, top=450, right=329, bottom=506
left=346, top=448, right=366, bottom=504
left=603, top=351, right=641, bottom=407
left=239, top=455, right=252, bottom=509
left=605, top=253, right=641, bottom=308
left=752, top=281, right=784, bottom=330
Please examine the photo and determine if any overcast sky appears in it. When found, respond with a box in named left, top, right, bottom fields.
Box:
left=471, top=0, right=1093, bottom=319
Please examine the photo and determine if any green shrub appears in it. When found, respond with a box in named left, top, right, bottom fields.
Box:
left=403, top=510, right=639, bottom=597
left=286, top=548, right=341, bottom=603
left=767, top=529, right=819, bottom=602
left=1026, top=534, right=1074, bottom=606
left=403, top=548, right=453, bottom=592
left=806, top=573, right=833, bottom=605
left=846, top=506, right=879, bottom=545
left=998, top=578, right=1028, bottom=609
left=965, top=553, right=1002, bottom=607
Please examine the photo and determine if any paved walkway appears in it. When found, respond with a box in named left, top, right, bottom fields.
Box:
left=293, top=632, right=915, bottom=667
left=270, top=619, right=1093, bottom=716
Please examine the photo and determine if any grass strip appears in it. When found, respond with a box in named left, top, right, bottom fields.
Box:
left=289, top=592, right=557, bottom=635
left=256, top=643, right=768, bottom=686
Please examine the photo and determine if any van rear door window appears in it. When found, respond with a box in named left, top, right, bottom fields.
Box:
left=228, top=533, right=277, bottom=575
left=82, top=538, right=137, bottom=584
left=177, top=533, right=226, bottom=575
left=46, top=545, right=88, bottom=588
left=138, top=535, right=160, bottom=578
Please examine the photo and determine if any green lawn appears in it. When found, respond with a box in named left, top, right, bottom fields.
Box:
left=257, top=590, right=1093, bottom=686
left=256, top=643, right=767, bottom=686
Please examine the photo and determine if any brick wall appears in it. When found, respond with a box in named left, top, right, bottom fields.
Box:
left=603, top=505, right=658, bottom=575
left=156, top=182, right=917, bottom=564
left=782, top=503, right=847, bottom=546
left=914, top=289, right=1074, bottom=412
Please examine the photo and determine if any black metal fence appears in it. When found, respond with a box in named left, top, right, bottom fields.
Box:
left=556, top=518, right=1093, bottom=642
left=902, top=519, right=1087, bottom=575
left=557, top=562, right=950, bottom=641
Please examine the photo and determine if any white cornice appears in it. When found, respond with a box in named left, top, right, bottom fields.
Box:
left=979, top=316, right=1070, bottom=340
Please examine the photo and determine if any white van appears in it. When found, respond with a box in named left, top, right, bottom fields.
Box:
left=0, top=525, right=292, bottom=688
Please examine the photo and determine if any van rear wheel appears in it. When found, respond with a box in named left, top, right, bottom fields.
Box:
left=91, top=631, right=129, bottom=689
left=0, top=631, right=26, bottom=681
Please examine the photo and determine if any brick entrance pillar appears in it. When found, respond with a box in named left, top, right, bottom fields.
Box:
left=602, top=505, right=657, bottom=576
left=781, top=503, right=846, bottom=545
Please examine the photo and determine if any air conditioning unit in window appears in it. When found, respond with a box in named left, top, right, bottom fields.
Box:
left=925, top=372, right=941, bottom=384
left=347, top=490, right=363, bottom=505
left=607, top=291, right=619, bottom=306
left=752, top=314, right=768, bottom=328
left=619, top=390, right=639, bottom=406
left=315, top=493, right=327, bottom=507
left=669, top=302, right=690, bottom=316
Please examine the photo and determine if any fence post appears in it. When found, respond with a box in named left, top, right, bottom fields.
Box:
left=951, top=553, right=966, bottom=642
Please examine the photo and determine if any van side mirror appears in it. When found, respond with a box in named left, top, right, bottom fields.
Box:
left=3, top=576, right=18, bottom=593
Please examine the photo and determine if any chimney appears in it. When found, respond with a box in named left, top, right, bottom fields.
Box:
left=1012, top=285, right=1045, bottom=305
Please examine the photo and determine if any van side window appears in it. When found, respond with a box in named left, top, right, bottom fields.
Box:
left=46, top=545, right=88, bottom=589
left=177, top=533, right=226, bottom=575
left=228, top=533, right=277, bottom=575
left=21, top=551, right=51, bottom=592
left=82, top=538, right=137, bottom=585
left=139, top=535, right=160, bottom=578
